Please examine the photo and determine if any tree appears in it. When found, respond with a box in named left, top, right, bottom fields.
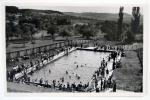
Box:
left=6, top=6, right=19, bottom=14
left=124, top=31, right=135, bottom=43
left=101, top=21, right=117, bottom=41
left=31, top=17, right=42, bottom=30
left=131, top=7, right=140, bottom=33
left=138, top=24, right=143, bottom=33
left=78, top=24, right=96, bottom=39
left=47, top=25, right=57, bottom=40
left=6, top=22, right=12, bottom=47
left=74, top=24, right=82, bottom=35
left=59, top=29, right=71, bottom=40
left=6, top=22, right=13, bottom=41
left=30, top=24, right=37, bottom=44
left=6, top=21, right=19, bottom=40
left=56, top=16, right=71, bottom=25
left=20, top=23, right=37, bottom=47
left=117, top=6, right=124, bottom=41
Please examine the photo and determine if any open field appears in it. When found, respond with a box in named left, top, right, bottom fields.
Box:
left=112, top=51, right=142, bottom=92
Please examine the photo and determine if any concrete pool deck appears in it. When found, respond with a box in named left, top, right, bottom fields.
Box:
left=77, top=47, right=116, bottom=53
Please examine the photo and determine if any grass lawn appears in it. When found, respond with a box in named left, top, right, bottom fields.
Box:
left=112, top=51, right=143, bottom=92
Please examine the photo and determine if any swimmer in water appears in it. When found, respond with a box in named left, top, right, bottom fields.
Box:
left=49, top=69, right=51, bottom=73
left=69, top=75, right=71, bottom=79
left=74, top=61, right=77, bottom=64
left=35, top=78, right=37, bottom=82
left=76, top=74, right=78, bottom=77
left=76, top=65, right=78, bottom=69
left=62, top=77, right=64, bottom=83
left=77, top=76, right=80, bottom=80
left=66, top=70, right=68, bottom=74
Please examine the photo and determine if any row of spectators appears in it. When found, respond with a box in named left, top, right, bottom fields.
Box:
left=7, top=46, right=74, bottom=82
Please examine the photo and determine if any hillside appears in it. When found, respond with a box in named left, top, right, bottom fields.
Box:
left=64, top=12, right=143, bottom=23
left=6, top=6, right=63, bottom=15
left=19, top=9, right=63, bottom=15
left=6, top=6, right=143, bottom=23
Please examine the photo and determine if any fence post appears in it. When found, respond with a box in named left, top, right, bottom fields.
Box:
left=38, top=47, right=41, bottom=53
left=7, top=53, right=11, bottom=60
left=17, top=51, right=20, bottom=57
left=32, top=48, right=34, bottom=54
left=25, top=49, right=27, bottom=55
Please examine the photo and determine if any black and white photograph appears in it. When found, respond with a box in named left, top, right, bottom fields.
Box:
left=3, top=2, right=145, bottom=95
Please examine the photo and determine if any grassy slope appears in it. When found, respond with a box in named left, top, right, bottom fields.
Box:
left=112, top=51, right=143, bottom=92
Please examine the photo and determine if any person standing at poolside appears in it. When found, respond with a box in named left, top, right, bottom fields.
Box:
left=66, top=70, right=68, bottom=74
left=49, top=69, right=51, bottom=74
left=100, top=78, right=103, bottom=91
left=30, top=61, right=33, bottom=67
left=113, top=80, right=116, bottom=92
left=39, top=78, right=43, bottom=85
left=106, top=68, right=109, bottom=75
left=76, top=65, right=78, bottom=69
left=101, top=58, right=105, bottom=68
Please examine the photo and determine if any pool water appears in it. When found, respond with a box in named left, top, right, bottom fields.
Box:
left=29, top=50, right=110, bottom=85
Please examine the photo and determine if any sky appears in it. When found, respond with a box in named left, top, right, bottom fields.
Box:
left=17, top=6, right=143, bottom=14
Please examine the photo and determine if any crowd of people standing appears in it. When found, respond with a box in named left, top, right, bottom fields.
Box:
left=7, top=42, right=123, bottom=92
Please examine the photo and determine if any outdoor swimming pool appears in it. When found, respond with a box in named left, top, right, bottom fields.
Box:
left=29, top=50, right=110, bottom=85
